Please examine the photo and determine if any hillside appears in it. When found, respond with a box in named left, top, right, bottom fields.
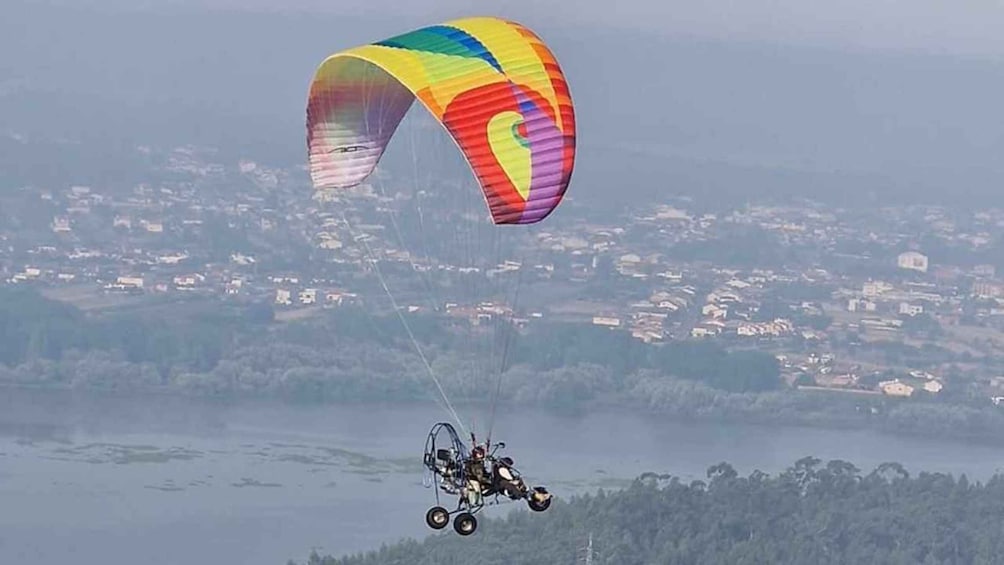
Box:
left=302, top=458, right=1004, bottom=565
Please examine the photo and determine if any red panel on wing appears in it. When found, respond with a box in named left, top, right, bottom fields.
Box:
left=442, top=82, right=526, bottom=222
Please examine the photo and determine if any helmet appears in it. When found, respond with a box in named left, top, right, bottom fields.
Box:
left=471, top=446, right=485, bottom=460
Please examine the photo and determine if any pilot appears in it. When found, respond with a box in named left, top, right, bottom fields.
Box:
left=464, top=445, right=492, bottom=494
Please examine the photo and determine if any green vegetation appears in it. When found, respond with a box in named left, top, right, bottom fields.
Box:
left=0, top=287, right=266, bottom=380
left=301, top=457, right=1004, bottom=565
left=512, top=322, right=780, bottom=393
left=0, top=288, right=778, bottom=396
left=6, top=287, right=1004, bottom=444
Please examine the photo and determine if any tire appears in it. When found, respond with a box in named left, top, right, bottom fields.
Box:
left=528, top=496, right=551, bottom=512
left=453, top=512, right=477, bottom=535
left=425, top=506, right=449, bottom=530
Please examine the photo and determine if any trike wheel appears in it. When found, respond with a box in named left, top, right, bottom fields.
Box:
left=425, top=506, right=449, bottom=530
left=453, top=512, right=477, bottom=535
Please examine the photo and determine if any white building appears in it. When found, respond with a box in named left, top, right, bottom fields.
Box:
left=897, top=251, right=929, bottom=273
left=116, top=276, right=144, bottom=289
left=702, top=304, right=727, bottom=319
left=923, top=380, right=944, bottom=393
left=173, top=274, right=204, bottom=289
left=592, top=316, right=621, bottom=328
left=863, top=281, right=893, bottom=297
left=973, top=264, right=996, bottom=278
left=225, top=279, right=243, bottom=295
left=275, top=289, right=292, bottom=305
left=51, top=217, right=72, bottom=233
left=879, top=379, right=915, bottom=397
left=848, top=298, right=877, bottom=312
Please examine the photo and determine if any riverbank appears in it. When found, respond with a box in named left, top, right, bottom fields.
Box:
left=6, top=369, right=1004, bottom=450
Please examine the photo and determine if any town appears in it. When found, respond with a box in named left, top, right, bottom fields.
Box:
left=3, top=143, right=1004, bottom=402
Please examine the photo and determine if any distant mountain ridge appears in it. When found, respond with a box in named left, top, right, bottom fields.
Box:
left=4, top=2, right=1004, bottom=207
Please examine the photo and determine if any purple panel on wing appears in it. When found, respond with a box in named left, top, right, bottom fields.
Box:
left=512, top=85, right=566, bottom=223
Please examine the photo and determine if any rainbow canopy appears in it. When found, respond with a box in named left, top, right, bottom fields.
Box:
left=306, top=17, right=576, bottom=224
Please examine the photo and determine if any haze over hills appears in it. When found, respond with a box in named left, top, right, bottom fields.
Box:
left=5, top=0, right=1004, bottom=208
left=7, top=3, right=1004, bottom=564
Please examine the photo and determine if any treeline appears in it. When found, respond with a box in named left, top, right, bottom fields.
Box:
left=301, top=457, right=1004, bottom=565
left=6, top=288, right=1004, bottom=442
left=0, top=288, right=779, bottom=395
left=0, top=287, right=270, bottom=379
left=510, top=322, right=780, bottom=393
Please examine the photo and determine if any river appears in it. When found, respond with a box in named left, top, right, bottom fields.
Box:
left=2, top=387, right=1004, bottom=565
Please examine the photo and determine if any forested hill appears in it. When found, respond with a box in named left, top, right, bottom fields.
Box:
left=300, top=458, right=1004, bottom=565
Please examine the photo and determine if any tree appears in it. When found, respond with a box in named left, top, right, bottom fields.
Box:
left=307, top=458, right=1004, bottom=565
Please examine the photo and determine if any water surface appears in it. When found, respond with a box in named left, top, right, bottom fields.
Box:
left=3, top=388, right=1003, bottom=564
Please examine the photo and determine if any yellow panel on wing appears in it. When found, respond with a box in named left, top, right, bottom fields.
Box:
left=487, top=111, right=531, bottom=201
left=449, top=17, right=560, bottom=128
left=349, top=46, right=501, bottom=118
left=341, top=45, right=431, bottom=87
left=416, top=58, right=503, bottom=114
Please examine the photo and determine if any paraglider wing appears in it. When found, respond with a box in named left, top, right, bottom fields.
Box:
left=306, top=17, right=576, bottom=224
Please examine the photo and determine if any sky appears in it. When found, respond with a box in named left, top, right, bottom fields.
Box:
left=47, top=0, right=1004, bottom=60
left=5, top=0, right=1004, bottom=206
